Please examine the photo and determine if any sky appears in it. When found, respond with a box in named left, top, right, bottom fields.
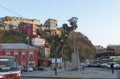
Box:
left=0, top=0, right=120, bottom=48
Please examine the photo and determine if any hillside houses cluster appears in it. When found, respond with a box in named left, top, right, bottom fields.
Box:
left=0, top=16, right=63, bottom=68
left=0, top=16, right=62, bottom=36
left=0, top=16, right=62, bottom=57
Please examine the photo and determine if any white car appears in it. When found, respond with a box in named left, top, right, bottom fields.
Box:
left=27, top=67, right=33, bottom=72
left=113, top=63, right=120, bottom=69
left=100, top=63, right=109, bottom=68
left=101, top=62, right=120, bottom=69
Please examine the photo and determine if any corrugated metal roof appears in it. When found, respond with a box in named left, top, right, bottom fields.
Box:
left=0, top=43, right=37, bottom=50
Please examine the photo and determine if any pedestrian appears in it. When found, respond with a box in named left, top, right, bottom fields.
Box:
left=110, top=63, right=114, bottom=74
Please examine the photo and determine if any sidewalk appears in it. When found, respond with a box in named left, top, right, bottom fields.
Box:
left=22, top=68, right=120, bottom=78
left=56, top=68, right=119, bottom=78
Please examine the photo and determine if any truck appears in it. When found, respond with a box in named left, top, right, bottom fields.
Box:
left=0, top=56, right=21, bottom=79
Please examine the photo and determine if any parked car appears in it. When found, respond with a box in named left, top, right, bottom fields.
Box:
left=38, top=66, right=45, bottom=70
left=100, top=63, right=110, bottom=68
left=22, top=67, right=28, bottom=72
left=27, top=67, right=34, bottom=72
left=87, top=62, right=100, bottom=67
left=114, top=63, right=120, bottom=69
left=22, top=67, right=33, bottom=72
left=100, top=62, right=120, bottom=69
left=108, top=62, right=120, bottom=69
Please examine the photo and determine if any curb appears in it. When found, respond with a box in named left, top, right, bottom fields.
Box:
left=21, top=76, right=84, bottom=79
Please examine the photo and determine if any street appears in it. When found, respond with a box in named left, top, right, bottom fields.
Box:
left=21, top=67, right=120, bottom=79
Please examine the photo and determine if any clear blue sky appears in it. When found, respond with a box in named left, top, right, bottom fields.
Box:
left=0, top=0, right=120, bottom=47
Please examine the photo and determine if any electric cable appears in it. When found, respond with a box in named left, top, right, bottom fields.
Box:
left=0, top=4, right=23, bottom=17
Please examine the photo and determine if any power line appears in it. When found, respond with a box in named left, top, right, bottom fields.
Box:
left=0, top=4, right=23, bottom=17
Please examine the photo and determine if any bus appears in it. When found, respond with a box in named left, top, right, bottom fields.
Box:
left=0, top=56, right=21, bottom=79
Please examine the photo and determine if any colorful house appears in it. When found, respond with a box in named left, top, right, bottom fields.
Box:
left=0, top=43, right=38, bottom=68
left=19, top=22, right=38, bottom=38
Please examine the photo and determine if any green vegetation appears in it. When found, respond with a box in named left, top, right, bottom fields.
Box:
left=0, top=30, right=28, bottom=44
left=114, top=60, right=120, bottom=64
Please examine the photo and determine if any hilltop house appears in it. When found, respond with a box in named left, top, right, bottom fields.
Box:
left=19, top=22, right=38, bottom=38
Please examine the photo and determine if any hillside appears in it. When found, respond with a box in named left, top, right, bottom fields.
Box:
left=36, top=30, right=96, bottom=61
left=0, top=30, right=96, bottom=61
left=0, top=30, right=27, bottom=43
left=61, top=31, right=96, bottom=61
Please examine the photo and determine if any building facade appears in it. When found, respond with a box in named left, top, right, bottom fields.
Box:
left=0, top=16, right=40, bottom=30
left=95, top=45, right=120, bottom=61
left=0, top=43, right=38, bottom=68
left=19, top=22, right=37, bottom=38
left=44, top=19, right=57, bottom=30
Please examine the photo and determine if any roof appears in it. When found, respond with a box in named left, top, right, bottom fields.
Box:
left=0, top=43, right=37, bottom=50
left=0, top=56, right=15, bottom=59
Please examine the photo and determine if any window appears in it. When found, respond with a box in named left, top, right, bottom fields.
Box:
left=6, top=51, right=10, bottom=56
left=14, top=51, right=18, bottom=58
left=29, top=51, right=33, bottom=57
left=22, top=51, right=26, bottom=57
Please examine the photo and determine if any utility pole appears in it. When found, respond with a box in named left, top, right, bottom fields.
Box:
left=76, top=39, right=79, bottom=71
left=27, top=25, right=30, bottom=67
left=68, top=17, right=79, bottom=70
left=115, top=47, right=117, bottom=60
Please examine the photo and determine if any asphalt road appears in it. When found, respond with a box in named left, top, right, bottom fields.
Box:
left=21, top=77, right=84, bottom=79
left=21, top=78, right=60, bottom=79
left=21, top=67, right=120, bottom=79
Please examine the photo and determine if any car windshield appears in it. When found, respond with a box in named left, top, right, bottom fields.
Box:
left=0, top=58, right=18, bottom=72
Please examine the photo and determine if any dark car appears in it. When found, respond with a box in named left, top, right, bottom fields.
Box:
left=22, top=67, right=28, bottom=72
left=87, top=62, right=100, bottom=67
left=38, top=66, right=44, bottom=70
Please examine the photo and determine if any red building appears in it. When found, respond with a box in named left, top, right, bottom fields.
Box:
left=19, top=22, right=37, bottom=38
left=0, top=43, right=38, bottom=68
